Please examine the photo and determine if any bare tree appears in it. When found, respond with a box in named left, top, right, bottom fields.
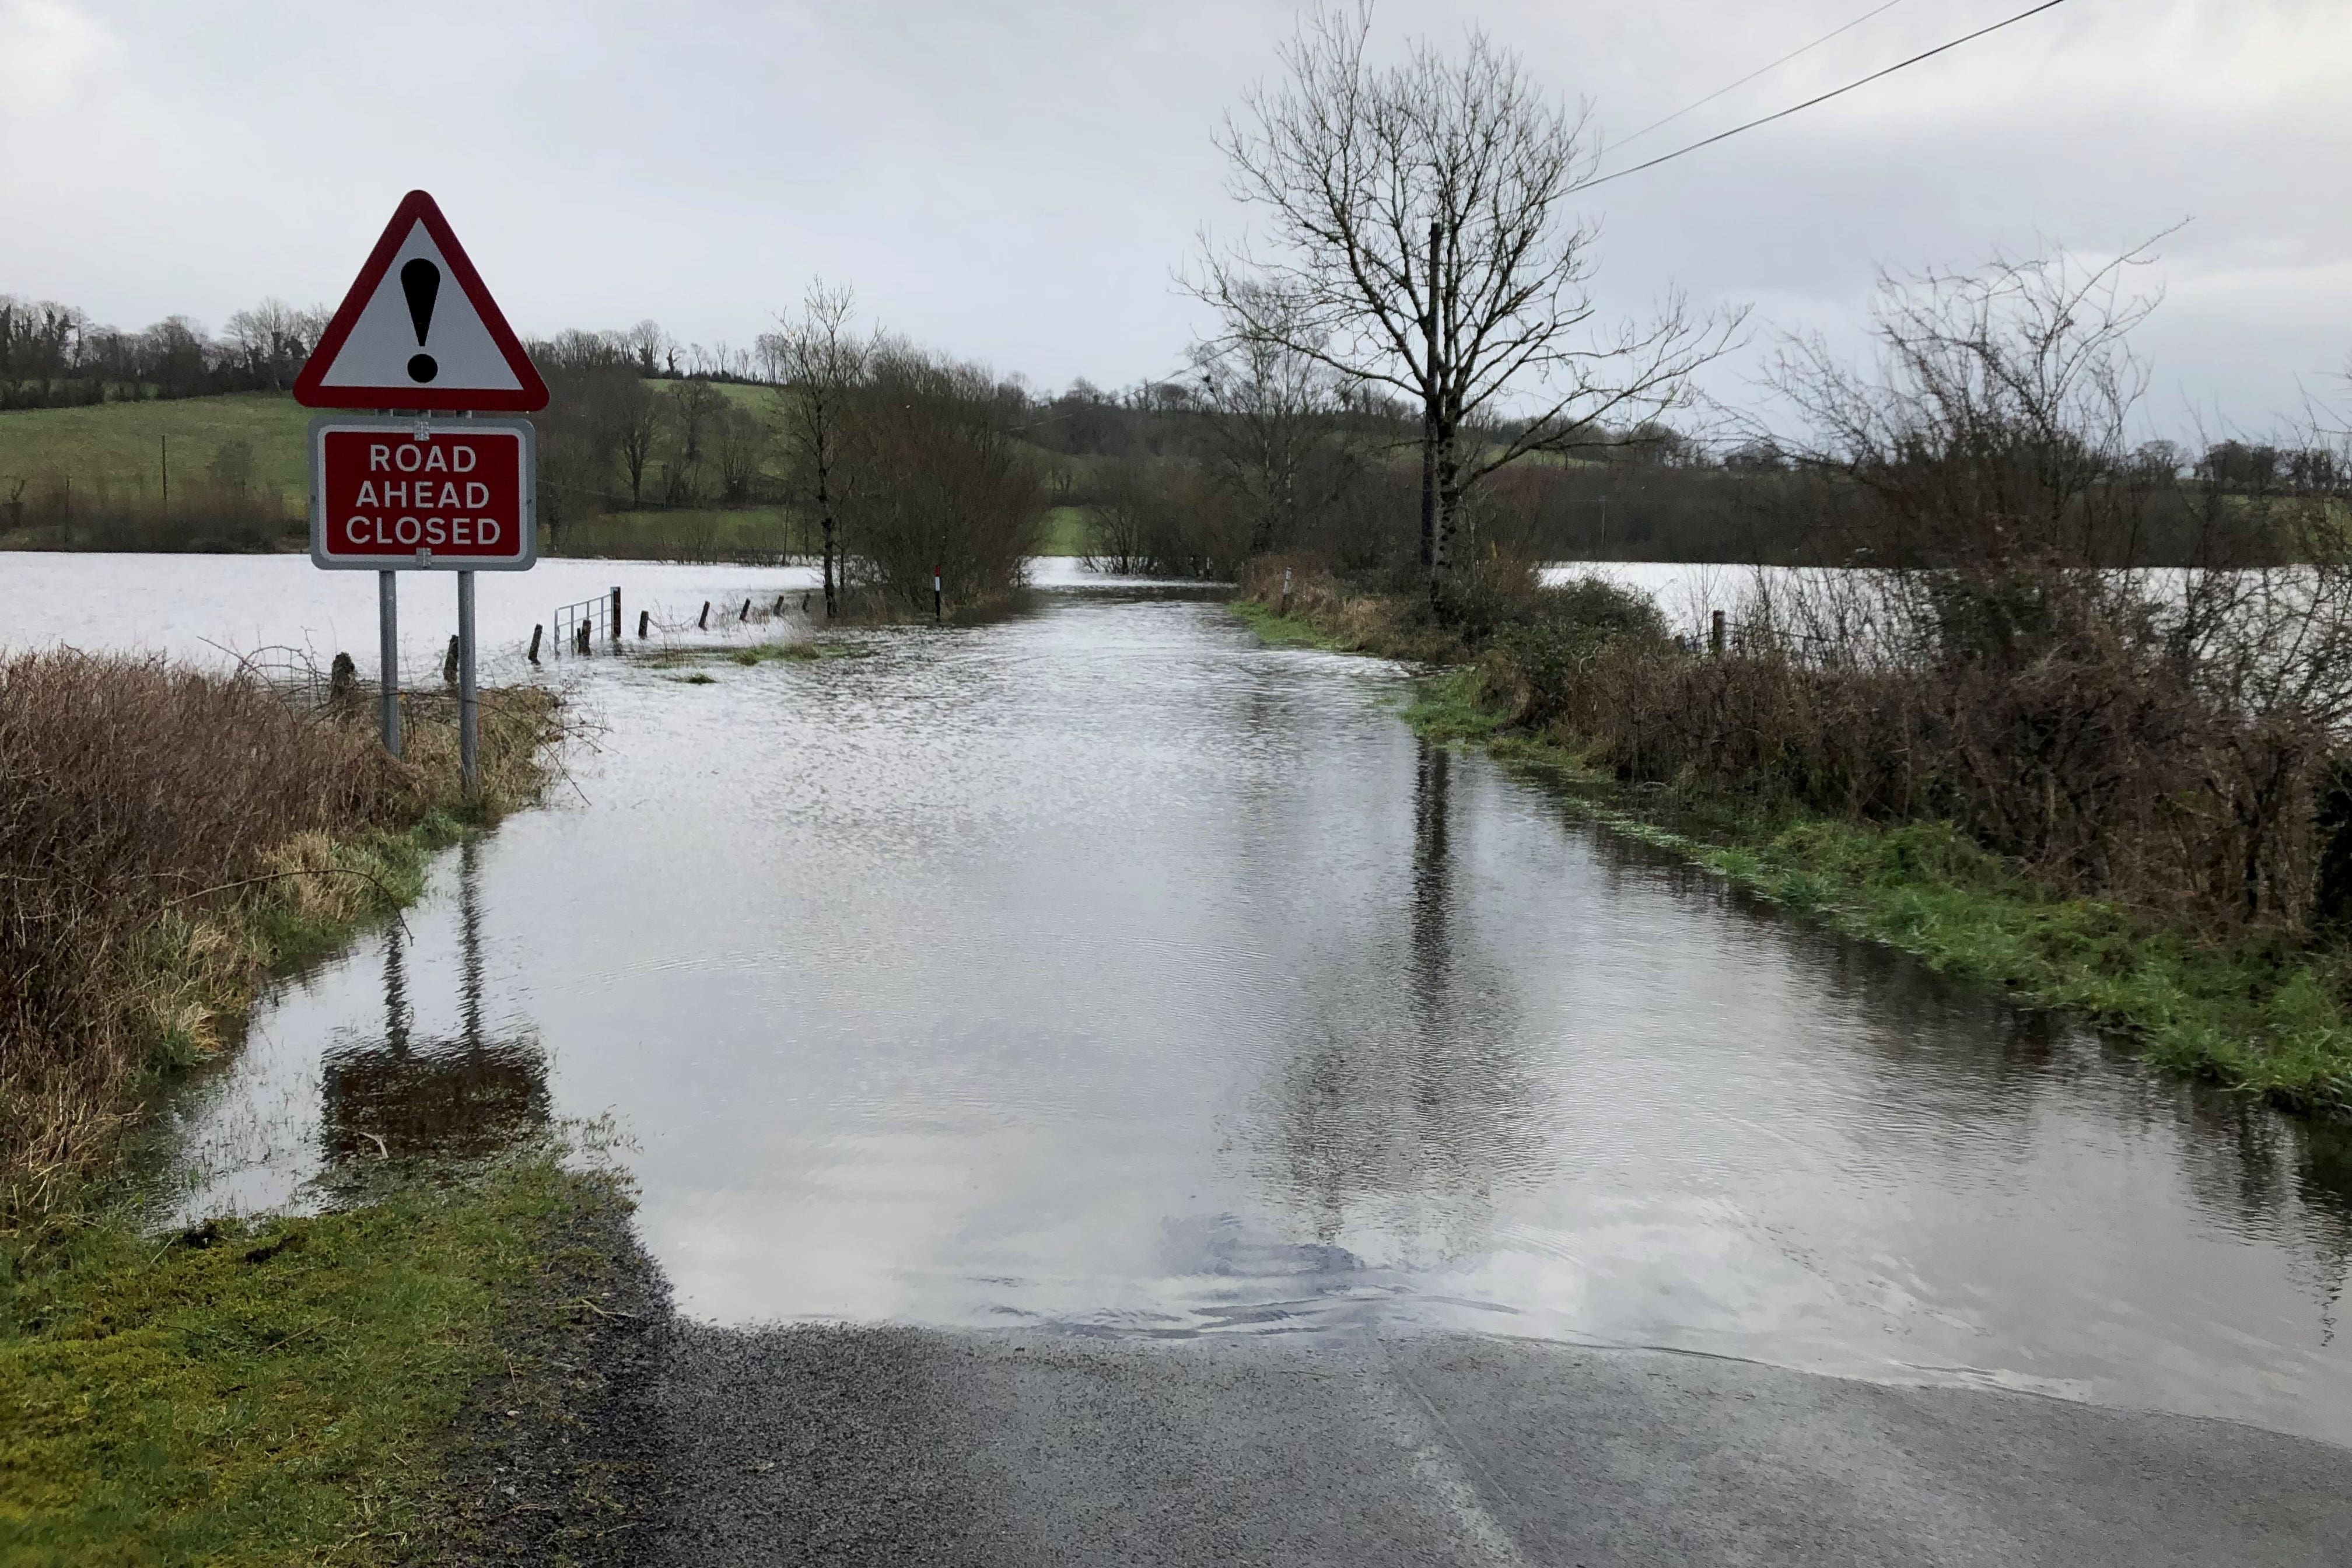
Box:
left=834, top=343, right=1045, bottom=608
left=1194, top=3, right=1738, bottom=589
left=1084, top=455, right=1241, bottom=579
left=1189, top=299, right=1365, bottom=557
left=223, top=299, right=326, bottom=390
left=620, top=320, right=674, bottom=379
left=660, top=379, right=726, bottom=505
left=600, top=372, right=660, bottom=509
left=760, top=281, right=869, bottom=617
left=1764, top=240, right=2175, bottom=575
left=709, top=400, right=771, bottom=505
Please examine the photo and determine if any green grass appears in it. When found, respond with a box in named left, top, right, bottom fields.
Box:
left=1387, top=667, right=2352, bottom=1115
left=0, top=1155, right=620, bottom=1566
left=1040, top=506, right=1090, bottom=557
left=1226, top=599, right=1352, bottom=650
left=0, top=394, right=312, bottom=501
left=1398, top=674, right=1505, bottom=743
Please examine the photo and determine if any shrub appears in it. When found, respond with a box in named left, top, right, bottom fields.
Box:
left=1488, top=577, right=1670, bottom=728
left=836, top=347, right=1044, bottom=611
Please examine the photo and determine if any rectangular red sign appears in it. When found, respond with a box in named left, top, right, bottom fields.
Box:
left=309, top=416, right=536, bottom=570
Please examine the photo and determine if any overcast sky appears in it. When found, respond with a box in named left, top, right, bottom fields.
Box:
left=3, top=0, right=2345, bottom=435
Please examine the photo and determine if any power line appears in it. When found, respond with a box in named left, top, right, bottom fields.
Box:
left=1574, top=0, right=2073, bottom=194
left=1609, top=0, right=1913, bottom=154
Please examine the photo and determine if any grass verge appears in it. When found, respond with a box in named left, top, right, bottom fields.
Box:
left=0, top=1153, right=652, bottom=1566
left=1226, top=598, right=1357, bottom=651
left=1245, top=599, right=2352, bottom=1116
left=1415, top=663, right=2352, bottom=1114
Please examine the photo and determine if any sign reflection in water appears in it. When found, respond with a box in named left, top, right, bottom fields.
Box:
left=320, top=841, right=548, bottom=1164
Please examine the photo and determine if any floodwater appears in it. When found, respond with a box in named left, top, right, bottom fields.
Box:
left=16, top=555, right=2349, bottom=1447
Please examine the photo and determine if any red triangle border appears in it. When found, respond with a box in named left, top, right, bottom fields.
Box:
left=293, top=190, right=550, bottom=412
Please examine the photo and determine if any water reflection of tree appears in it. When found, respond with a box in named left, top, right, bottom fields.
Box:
left=321, top=839, right=549, bottom=1160
left=1560, top=768, right=2352, bottom=1342
left=1257, top=739, right=1546, bottom=1266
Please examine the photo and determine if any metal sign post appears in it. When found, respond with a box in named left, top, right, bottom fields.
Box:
left=309, top=416, right=534, bottom=795
left=378, top=569, right=401, bottom=757
left=457, top=570, right=478, bottom=792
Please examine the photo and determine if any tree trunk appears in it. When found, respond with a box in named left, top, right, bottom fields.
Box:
left=1432, top=423, right=1462, bottom=574
left=1419, top=219, right=1441, bottom=579
left=815, top=438, right=840, bottom=619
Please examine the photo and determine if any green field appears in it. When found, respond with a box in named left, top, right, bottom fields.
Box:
left=1041, top=505, right=1090, bottom=556
left=0, top=390, right=1096, bottom=554
left=0, top=393, right=311, bottom=501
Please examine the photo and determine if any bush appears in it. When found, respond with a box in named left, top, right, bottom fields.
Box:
left=1487, top=576, right=1670, bottom=728
left=835, top=348, right=1044, bottom=610
left=1084, top=455, right=1244, bottom=578
left=1500, top=575, right=2335, bottom=933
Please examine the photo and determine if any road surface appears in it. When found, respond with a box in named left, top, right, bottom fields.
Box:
left=633, top=1324, right=2352, bottom=1567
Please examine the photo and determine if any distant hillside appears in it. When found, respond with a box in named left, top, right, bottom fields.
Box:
left=0, top=392, right=309, bottom=503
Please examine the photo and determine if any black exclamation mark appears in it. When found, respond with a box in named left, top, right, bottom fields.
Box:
left=401, top=258, right=440, bottom=383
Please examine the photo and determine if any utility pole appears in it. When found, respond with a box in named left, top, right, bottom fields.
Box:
left=159, top=435, right=169, bottom=512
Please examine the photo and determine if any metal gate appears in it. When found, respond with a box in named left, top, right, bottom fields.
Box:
left=552, top=596, right=607, bottom=654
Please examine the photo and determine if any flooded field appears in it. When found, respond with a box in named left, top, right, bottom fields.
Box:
left=16, top=557, right=2350, bottom=1447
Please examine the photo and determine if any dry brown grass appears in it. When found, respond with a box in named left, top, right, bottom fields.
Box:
left=1237, top=555, right=1465, bottom=661
left=1514, top=638, right=2326, bottom=930
left=0, top=652, right=560, bottom=1222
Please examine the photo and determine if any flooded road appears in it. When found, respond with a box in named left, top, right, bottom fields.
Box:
left=146, top=577, right=2352, bottom=1447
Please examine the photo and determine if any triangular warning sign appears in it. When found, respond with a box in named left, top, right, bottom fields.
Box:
left=293, top=191, right=549, bottom=412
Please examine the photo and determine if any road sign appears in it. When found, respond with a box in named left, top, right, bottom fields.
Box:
left=310, top=415, right=537, bottom=570
left=292, top=191, right=549, bottom=412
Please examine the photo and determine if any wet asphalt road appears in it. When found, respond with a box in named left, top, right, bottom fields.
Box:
left=639, top=1325, right=2352, bottom=1567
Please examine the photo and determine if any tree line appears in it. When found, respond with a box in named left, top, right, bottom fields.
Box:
left=0, top=296, right=330, bottom=407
